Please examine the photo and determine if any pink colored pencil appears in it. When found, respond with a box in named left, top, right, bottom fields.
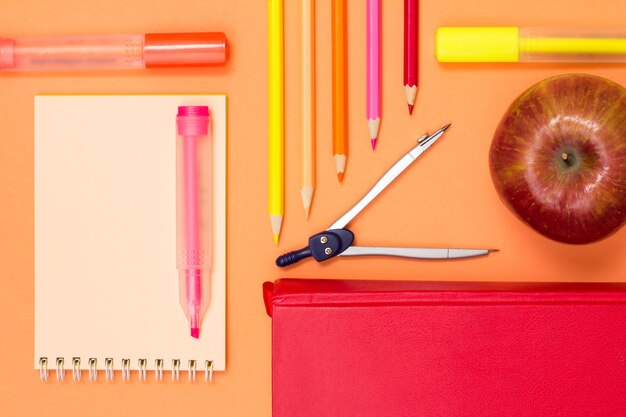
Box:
left=404, top=0, right=418, bottom=114
left=366, top=0, right=381, bottom=150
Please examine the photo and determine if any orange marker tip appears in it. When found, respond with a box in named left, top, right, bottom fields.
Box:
left=371, top=138, right=377, bottom=150
left=191, top=328, right=199, bottom=338
left=408, top=104, right=414, bottom=115
left=337, top=172, right=344, bottom=182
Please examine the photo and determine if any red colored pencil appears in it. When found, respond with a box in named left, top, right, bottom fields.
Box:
left=404, top=0, right=418, bottom=114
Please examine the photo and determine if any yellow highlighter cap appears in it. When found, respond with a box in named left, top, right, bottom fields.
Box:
left=436, top=27, right=520, bottom=62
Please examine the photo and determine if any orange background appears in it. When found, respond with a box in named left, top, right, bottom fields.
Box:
left=1, top=0, right=625, bottom=416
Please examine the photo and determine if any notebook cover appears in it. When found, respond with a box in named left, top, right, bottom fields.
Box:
left=264, top=279, right=626, bottom=417
left=35, top=95, right=227, bottom=372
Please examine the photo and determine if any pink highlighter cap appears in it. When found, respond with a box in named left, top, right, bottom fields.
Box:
left=177, top=106, right=210, bottom=137
left=145, top=33, right=228, bottom=68
left=0, top=39, right=15, bottom=69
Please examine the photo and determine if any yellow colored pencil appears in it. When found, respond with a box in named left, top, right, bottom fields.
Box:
left=269, top=0, right=284, bottom=244
left=301, top=0, right=315, bottom=219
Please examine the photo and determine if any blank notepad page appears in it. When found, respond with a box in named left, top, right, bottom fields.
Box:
left=34, top=95, right=226, bottom=372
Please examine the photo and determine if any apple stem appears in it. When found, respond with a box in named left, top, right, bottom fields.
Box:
left=561, top=152, right=575, bottom=167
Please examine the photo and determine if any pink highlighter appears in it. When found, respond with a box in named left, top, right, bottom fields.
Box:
left=0, top=32, right=227, bottom=71
left=176, top=106, right=212, bottom=339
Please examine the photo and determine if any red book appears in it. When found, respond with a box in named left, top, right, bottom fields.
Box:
left=263, top=279, right=626, bottom=417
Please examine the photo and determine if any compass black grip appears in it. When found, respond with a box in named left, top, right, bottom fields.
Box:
left=275, top=247, right=313, bottom=267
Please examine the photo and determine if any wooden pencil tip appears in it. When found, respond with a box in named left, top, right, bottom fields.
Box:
left=334, top=154, right=346, bottom=182
left=269, top=214, right=283, bottom=245
left=371, top=138, right=377, bottom=150
left=300, top=187, right=314, bottom=219
left=408, top=104, right=414, bottom=115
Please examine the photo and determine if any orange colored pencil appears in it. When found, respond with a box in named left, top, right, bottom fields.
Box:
left=332, top=0, right=348, bottom=182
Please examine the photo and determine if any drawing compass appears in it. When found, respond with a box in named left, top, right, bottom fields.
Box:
left=276, top=124, right=497, bottom=267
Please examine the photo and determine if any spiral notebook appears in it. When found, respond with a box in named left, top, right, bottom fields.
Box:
left=34, top=95, right=226, bottom=382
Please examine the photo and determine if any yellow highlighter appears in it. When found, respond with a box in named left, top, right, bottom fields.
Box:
left=436, top=27, right=626, bottom=62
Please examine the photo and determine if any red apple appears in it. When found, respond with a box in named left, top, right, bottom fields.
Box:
left=490, top=74, right=626, bottom=244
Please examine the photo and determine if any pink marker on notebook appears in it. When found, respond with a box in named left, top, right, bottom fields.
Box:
left=176, top=106, right=212, bottom=338
left=0, top=32, right=228, bottom=72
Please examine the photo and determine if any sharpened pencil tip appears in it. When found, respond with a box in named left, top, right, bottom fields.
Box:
left=270, top=215, right=283, bottom=244
left=300, top=187, right=313, bottom=220
left=334, top=154, right=346, bottom=182
left=442, top=123, right=452, bottom=132
left=191, top=328, right=199, bottom=338
left=488, top=249, right=500, bottom=253
left=408, top=104, right=414, bottom=115
left=371, top=138, right=377, bottom=150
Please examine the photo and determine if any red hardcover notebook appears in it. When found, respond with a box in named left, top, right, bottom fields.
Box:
left=263, top=279, right=626, bottom=417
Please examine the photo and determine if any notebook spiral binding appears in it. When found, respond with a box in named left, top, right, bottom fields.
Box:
left=39, top=357, right=214, bottom=383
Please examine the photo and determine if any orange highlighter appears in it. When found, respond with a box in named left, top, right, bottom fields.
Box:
left=0, top=32, right=228, bottom=71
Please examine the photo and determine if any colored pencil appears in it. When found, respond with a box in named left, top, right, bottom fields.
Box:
left=332, top=0, right=348, bottom=182
left=366, top=0, right=381, bottom=150
left=404, top=0, right=418, bottom=114
left=269, top=0, right=284, bottom=244
left=301, top=0, right=316, bottom=218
